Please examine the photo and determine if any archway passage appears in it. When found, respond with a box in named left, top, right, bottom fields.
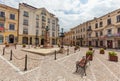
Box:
left=9, top=34, right=14, bottom=43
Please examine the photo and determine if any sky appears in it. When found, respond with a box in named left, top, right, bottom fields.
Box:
left=0, top=0, right=120, bottom=31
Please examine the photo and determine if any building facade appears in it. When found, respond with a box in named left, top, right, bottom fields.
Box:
left=0, top=4, right=18, bottom=44
left=65, top=8, right=120, bottom=49
left=18, top=3, right=59, bottom=45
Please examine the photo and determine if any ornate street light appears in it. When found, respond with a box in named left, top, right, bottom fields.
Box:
left=35, top=31, right=38, bottom=47
left=43, top=26, right=51, bottom=48
left=59, top=28, right=65, bottom=48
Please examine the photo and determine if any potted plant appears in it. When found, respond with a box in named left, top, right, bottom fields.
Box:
left=103, top=46, right=106, bottom=50
left=22, top=44, right=26, bottom=48
left=100, top=48, right=105, bottom=54
left=74, top=45, right=80, bottom=50
left=5, top=42, right=9, bottom=47
left=86, top=50, right=93, bottom=61
left=89, top=47, right=93, bottom=50
left=109, top=51, right=118, bottom=62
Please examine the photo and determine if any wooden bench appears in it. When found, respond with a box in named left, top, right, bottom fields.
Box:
left=75, top=55, right=90, bottom=76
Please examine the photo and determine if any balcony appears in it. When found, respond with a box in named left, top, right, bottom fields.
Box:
left=23, top=14, right=29, bottom=17
left=105, top=34, right=115, bottom=37
left=0, top=16, right=5, bottom=21
left=114, top=33, right=120, bottom=37
left=42, top=19, right=46, bottom=22
left=87, top=29, right=92, bottom=31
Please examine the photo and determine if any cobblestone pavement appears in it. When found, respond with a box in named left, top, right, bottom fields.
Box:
left=0, top=45, right=120, bottom=81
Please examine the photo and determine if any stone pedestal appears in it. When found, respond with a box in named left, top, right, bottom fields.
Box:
left=43, top=42, right=52, bottom=48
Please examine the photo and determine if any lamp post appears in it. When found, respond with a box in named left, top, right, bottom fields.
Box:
left=35, top=31, right=38, bottom=47
left=59, top=28, right=65, bottom=53
left=60, top=28, right=65, bottom=48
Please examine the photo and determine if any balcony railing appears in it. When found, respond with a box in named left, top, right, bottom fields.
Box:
left=114, top=33, right=120, bottom=37
left=105, top=34, right=114, bottom=37
left=105, top=33, right=120, bottom=37
left=87, top=29, right=92, bottom=31
left=0, top=16, right=5, bottom=21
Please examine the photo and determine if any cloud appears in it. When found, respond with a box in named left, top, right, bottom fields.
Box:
left=1, top=0, right=120, bottom=31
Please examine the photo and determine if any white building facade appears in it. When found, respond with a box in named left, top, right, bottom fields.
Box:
left=18, top=3, right=59, bottom=45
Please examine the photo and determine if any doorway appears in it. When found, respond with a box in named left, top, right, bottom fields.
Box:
left=107, top=40, right=113, bottom=48
left=9, top=34, right=14, bottom=43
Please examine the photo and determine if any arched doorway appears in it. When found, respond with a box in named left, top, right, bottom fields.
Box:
left=22, top=37, right=28, bottom=44
left=41, top=39, right=44, bottom=45
left=9, top=34, right=14, bottom=43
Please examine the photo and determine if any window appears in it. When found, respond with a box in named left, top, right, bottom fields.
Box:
left=96, top=32, right=98, bottom=37
left=36, top=22, right=39, bottom=28
left=107, top=18, right=111, bottom=25
left=36, top=15, right=39, bottom=20
left=95, top=23, right=98, bottom=28
left=42, top=16, right=46, bottom=22
left=41, top=11, right=46, bottom=15
left=52, top=32, right=55, bottom=37
left=36, top=30, right=39, bottom=35
left=107, top=29, right=112, bottom=34
left=42, top=31, right=44, bottom=36
left=0, top=22, right=4, bottom=32
left=99, top=22, right=103, bottom=27
left=23, top=11, right=29, bottom=17
left=88, top=34, right=91, bottom=38
left=48, top=18, right=50, bottom=23
left=89, top=26, right=91, bottom=29
left=23, top=29, right=28, bottom=34
left=116, top=15, right=120, bottom=22
left=100, top=31, right=103, bottom=36
left=0, top=11, right=5, bottom=17
left=52, top=20, right=55, bottom=24
left=9, top=24, right=15, bottom=30
left=117, top=28, right=120, bottom=33
left=10, top=14, right=15, bottom=20
left=52, top=26, right=55, bottom=31
left=0, top=22, right=4, bottom=27
left=23, top=19, right=28, bottom=26
left=83, top=28, right=85, bottom=32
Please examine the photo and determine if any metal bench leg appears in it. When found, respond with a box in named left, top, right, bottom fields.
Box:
left=76, top=64, right=79, bottom=72
left=84, top=67, right=86, bottom=76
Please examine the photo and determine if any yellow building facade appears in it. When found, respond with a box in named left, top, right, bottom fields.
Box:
left=0, top=4, right=18, bottom=44
left=65, top=8, right=120, bottom=49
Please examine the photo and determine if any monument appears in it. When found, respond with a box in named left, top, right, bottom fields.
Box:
left=43, top=26, right=52, bottom=48
left=22, top=26, right=60, bottom=55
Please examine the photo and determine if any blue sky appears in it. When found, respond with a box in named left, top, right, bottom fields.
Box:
left=0, top=0, right=120, bottom=31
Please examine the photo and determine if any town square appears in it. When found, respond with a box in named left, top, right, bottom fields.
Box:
left=0, top=0, right=120, bottom=81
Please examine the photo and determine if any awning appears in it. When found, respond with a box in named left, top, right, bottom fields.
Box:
left=0, top=27, right=4, bottom=30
